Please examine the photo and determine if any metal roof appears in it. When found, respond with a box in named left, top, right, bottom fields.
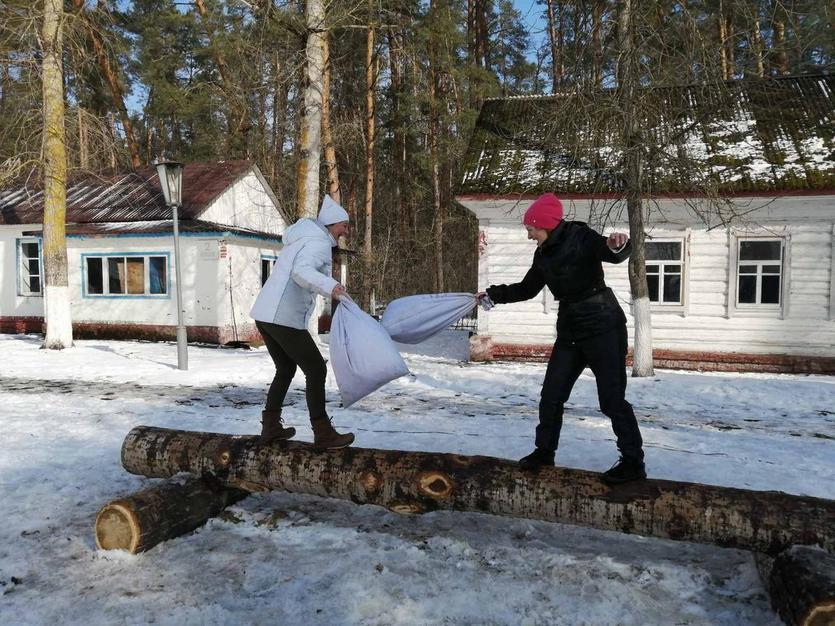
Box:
left=458, top=75, right=835, bottom=196
left=0, top=160, right=256, bottom=225
left=21, top=219, right=282, bottom=242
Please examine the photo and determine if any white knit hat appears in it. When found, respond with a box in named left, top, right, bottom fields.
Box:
left=318, top=195, right=350, bottom=226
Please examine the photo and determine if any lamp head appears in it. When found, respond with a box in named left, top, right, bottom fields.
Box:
left=155, top=160, right=184, bottom=206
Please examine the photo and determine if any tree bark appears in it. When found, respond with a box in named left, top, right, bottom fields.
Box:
left=591, top=0, right=603, bottom=87
left=545, top=0, right=561, bottom=92
left=718, top=9, right=730, bottom=80
left=321, top=34, right=340, bottom=204
left=773, top=19, right=789, bottom=76
left=765, top=546, right=835, bottom=626
left=41, top=0, right=73, bottom=350
left=95, top=475, right=247, bottom=554
left=362, top=8, right=377, bottom=310
left=616, top=0, right=653, bottom=376
left=121, top=426, right=835, bottom=556
left=752, top=17, right=765, bottom=78
left=296, top=0, right=326, bottom=219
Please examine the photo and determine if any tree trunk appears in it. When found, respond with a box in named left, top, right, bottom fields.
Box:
left=120, top=426, right=835, bottom=556
left=591, top=0, right=603, bottom=87
left=95, top=475, right=247, bottom=554
left=388, top=30, right=410, bottom=242
left=41, top=0, right=73, bottom=350
left=773, top=19, right=789, bottom=76
left=616, top=0, right=653, bottom=376
left=765, top=546, right=835, bottom=626
left=545, top=0, right=561, bottom=92
left=296, top=0, right=326, bottom=219
left=428, top=26, right=444, bottom=293
left=362, top=11, right=377, bottom=310
left=321, top=34, right=340, bottom=204
left=718, top=10, right=730, bottom=80
left=752, top=18, right=765, bottom=77
left=77, top=106, right=88, bottom=169
left=71, top=0, right=141, bottom=169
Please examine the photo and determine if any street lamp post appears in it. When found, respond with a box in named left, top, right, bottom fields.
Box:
left=155, top=160, right=188, bottom=370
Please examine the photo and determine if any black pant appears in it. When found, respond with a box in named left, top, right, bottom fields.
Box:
left=256, top=321, right=327, bottom=419
left=537, top=324, right=644, bottom=462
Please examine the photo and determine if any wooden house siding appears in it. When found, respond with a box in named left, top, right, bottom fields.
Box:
left=468, top=196, right=835, bottom=370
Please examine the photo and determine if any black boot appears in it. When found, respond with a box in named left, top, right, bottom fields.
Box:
left=260, top=410, right=296, bottom=443
left=518, top=448, right=555, bottom=471
left=311, top=416, right=355, bottom=450
left=601, top=457, right=646, bottom=484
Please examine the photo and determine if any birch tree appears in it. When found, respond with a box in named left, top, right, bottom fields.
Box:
left=296, top=0, right=326, bottom=218
left=41, top=0, right=73, bottom=349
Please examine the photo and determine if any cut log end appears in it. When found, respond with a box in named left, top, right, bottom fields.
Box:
left=804, top=603, right=835, bottom=626
left=95, top=502, right=140, bottom=553
left=767, top=546, right=835, bottom=626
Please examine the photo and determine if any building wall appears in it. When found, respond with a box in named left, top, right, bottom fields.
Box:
left=200, top=171, right=287, bottom=234
left=0, top=227, right=282, bottom=343
left=0, top=226, right=45, bottom=330
left=469, top=195, right=835, bottom=370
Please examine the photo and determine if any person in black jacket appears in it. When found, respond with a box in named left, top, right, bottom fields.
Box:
left=477, top=193, right=646, bottom=484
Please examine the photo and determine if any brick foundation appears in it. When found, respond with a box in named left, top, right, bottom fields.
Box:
left=470, top=336, right=835, bottom=375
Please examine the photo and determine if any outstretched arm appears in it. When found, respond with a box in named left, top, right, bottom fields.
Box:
left=485, top=261, right=546, bottom=304
left=583, top=225, right=632, bottom=264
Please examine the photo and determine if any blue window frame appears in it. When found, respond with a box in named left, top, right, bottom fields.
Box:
left=82, top=252, right=171, bottom=298
left=261, top=255, right=278, bottom=286
left=17, top=238, right=43, bottom=296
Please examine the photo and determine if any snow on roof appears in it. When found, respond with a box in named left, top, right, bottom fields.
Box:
left=458, top=75, right=834, bottom=196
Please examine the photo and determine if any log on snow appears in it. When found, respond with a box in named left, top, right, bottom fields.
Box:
left=95, top=474, right=248, bottom=553
left=121, top=426, right=835, bottom=555
left=766, top=546, right=835, bottom=626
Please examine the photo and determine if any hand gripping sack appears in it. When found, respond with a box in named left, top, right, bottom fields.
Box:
left=380, top=293, right=476, bottom=344
left=330, top=298, right=409, bottom=407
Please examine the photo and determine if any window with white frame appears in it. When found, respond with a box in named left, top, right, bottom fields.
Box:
left=261, top=256, right=277, bottom=286
left=84, top=254, right=168, bottom=297
left=17, top=238, right=43, bottom=296
left=645, top=240, right=684, bottom=305
left=736, top=239, right=783, bottom=306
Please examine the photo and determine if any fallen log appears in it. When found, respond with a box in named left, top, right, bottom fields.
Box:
left=120, top=426, right=835, bottom=555
left=95, top=474, right=248, bottom=553
left=765, top=546, right=835, bottom=626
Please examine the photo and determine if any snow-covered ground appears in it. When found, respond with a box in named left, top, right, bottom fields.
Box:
left=1, top=331, right=833, bottom=625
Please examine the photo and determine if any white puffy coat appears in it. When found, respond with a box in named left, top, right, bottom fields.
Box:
left=250, top=219, right=338, bottom=329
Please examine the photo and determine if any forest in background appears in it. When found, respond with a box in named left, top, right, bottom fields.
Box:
left=1, top=0, right=832, bottom=306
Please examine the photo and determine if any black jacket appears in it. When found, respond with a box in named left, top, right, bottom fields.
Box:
left=486, top=221, right=631, bottom=342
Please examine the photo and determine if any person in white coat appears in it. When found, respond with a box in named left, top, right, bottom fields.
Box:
left=250, top=195, right=354, bottom=449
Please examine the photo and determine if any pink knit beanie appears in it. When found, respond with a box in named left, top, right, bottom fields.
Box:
left=523, top=193, right=564, bottom=230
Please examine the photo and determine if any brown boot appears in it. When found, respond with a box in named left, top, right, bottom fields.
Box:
left=311, top=416, right=354, bottom=450
left=260, top=410, right=296, bottom=442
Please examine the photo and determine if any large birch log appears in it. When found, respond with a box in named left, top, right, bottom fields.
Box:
left=95, top=475, right=247, bottom=554
left=121, top=426, right=835, bottom=556
left=766, top=546, right=835, bottom=626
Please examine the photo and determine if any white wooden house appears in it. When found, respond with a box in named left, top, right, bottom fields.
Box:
left=0, top=161, right=293, bottom=344
left=457, top=75, right=835, bottom=374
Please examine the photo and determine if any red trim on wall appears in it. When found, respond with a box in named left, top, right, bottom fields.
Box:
left=457, top=189, right=835, bottom=202
left=471, top=338, right=835, bottom=375
left=0, top=318, right=263, bottom=346
left=0, top=316, right=44, bottom=334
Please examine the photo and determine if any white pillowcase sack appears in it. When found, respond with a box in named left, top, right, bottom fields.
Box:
left=329, top=297, right=410, bottom=407
left=380, top=292, right=477, bottom=344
